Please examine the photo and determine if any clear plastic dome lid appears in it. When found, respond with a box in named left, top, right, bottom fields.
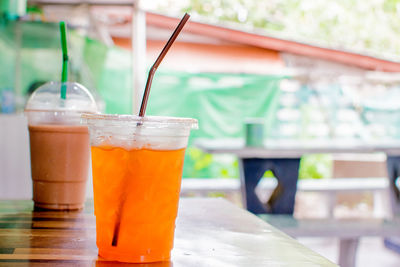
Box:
left=25, top=81, right=98, bottom=113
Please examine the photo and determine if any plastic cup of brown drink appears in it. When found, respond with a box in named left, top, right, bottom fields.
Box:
left=25, top=81, right=98, bottom=210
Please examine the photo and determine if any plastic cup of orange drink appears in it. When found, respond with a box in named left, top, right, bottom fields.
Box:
left=82, top=114, right=198, bottom=263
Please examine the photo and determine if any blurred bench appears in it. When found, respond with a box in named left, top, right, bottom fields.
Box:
left=259, top=214, right=400, bottom=267
left=181, top=177, right=390, bottom=217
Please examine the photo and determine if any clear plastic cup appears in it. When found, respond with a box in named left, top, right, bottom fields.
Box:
left=82, top=114, right=198, bottom=263
left=25, top=82, right=98, bottom=210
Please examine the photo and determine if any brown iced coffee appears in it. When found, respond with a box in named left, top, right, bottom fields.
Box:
left=29, top=124, right=90, bottom=210
left=25, top=82, right=98, bottom=210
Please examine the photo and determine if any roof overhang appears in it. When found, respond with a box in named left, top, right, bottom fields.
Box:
left=146, top=12, right=400, bottom=72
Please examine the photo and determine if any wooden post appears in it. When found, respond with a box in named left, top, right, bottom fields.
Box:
left=338, top=238, right=359, bottom=267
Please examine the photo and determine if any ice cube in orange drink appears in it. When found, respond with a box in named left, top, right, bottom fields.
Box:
left=91, top=145, right=186, bottom=263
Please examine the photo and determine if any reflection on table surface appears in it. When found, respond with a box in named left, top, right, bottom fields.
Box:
left=0, top=198, right=337, bottom=266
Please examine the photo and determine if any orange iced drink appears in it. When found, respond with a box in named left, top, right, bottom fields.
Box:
left=82, top=114, right=197, bottom=263
left=91, top=146, right=186, bottom=262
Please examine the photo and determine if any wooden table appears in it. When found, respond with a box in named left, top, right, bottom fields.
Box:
left=195, top=138, right=400, bottom=215
left=0, top=198, right=337, bottom=266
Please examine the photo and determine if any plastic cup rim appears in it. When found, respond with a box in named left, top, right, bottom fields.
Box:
left=81, top=113, right=198, bottom=129
left=24, top=109, right=98, bottom=114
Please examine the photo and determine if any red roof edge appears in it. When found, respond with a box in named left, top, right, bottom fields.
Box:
left=146, top=12, right=400, bottom=72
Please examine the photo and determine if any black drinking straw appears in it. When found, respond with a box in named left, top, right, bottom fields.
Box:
left=138, top=13, right=190, bottom=117
left=111, top=13, right=190, bottom=247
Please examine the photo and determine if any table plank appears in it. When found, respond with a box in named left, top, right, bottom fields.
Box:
left=195, top=138, right=400, bottom=158
left=0, top=198, right=337, bottom=266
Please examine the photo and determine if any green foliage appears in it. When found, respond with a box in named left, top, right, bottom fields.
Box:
left=207, top=192, right=227, bottom=198
left=183, top=148, right=332, bottom=180
left=182, top=147, right=239, bottom=178
left=263, top=170, right=275, bottom=178
left=383, top=0, right=400, bottom=12
left=299, top=154, right=332, bottom=179
left=188, top=147, right=213, bottom=173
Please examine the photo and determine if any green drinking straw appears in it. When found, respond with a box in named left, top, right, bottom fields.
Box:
left=59, top=21, right=68, bottom=99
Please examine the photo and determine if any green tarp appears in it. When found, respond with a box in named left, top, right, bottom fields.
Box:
left=0, top=21, right=124, bottom=111
left=148, top=71, right=282, bottom=139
